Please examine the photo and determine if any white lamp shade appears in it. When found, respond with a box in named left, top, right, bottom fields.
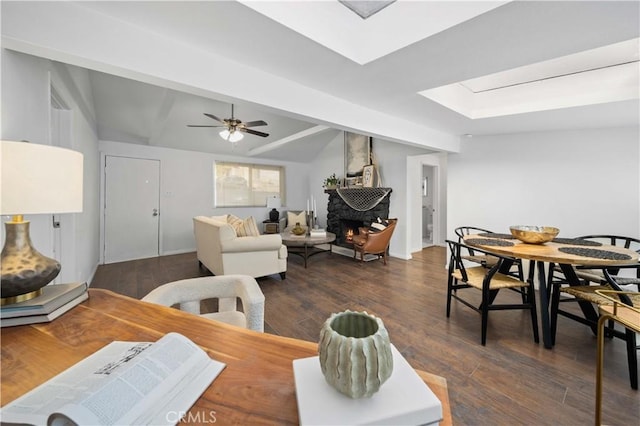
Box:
left=1, top=141, right=83, bottom=215
left=219, top=129, right=244, bottom=143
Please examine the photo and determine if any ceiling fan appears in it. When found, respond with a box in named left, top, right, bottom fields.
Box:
left=187, top=104, right=269, bottom=143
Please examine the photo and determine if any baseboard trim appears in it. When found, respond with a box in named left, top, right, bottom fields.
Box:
left=327, top=245, right=382, bottom=262
left=161, top=248, right=195, bottom=256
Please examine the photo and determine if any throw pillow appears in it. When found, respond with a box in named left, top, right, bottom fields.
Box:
left=234, top=216, right=261, bottom=237
left=227, top=214, right=244, bottom=229
left=370, top=217, right=389, bottom=233
left=287, top=211, right=307, bottom=227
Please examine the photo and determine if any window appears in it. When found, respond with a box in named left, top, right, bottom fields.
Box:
left=214, top=162, right=285, bottom=207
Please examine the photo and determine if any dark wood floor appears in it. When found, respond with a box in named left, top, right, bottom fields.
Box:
left=91, top=247, right=639, bottom=425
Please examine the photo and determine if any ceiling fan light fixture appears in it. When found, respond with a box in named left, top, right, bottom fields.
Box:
left=219, top=129, right=244, bottom=143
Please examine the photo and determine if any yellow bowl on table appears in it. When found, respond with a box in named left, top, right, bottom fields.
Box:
left=509, top=226, right=559, bottom=244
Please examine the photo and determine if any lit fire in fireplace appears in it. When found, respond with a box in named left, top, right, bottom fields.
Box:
left=346, top=229, right=354, bottom=242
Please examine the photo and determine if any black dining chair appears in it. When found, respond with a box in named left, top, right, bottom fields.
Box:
left=446, top=239, right=539, bottom=345
left=549, top=234, right=640, bottom=389
left=454, top=226, right=523, bottom=280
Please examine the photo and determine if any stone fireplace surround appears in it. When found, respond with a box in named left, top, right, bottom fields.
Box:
left=325, top=188, right=392, bottom=248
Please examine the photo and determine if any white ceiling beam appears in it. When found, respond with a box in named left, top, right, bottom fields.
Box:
left=247, top=125, right=329, bottom=156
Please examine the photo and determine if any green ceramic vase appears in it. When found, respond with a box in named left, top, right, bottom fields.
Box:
left=318, top=310, right=393, bottom=398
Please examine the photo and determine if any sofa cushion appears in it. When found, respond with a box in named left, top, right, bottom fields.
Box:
left=235, top=216, right=260, bottom=237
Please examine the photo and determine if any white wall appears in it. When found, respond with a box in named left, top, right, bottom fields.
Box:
left=309, top=132, right=344, bottom=229
left=99, top=141, right=311, bottom=258
left=378, top=138, right=411, bottom=257
left=1, top=49, right=101, bottom=284
left=447, top=127, right=640, bottom=239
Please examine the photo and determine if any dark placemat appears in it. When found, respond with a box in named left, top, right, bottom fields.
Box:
left=478, top=233, right=515, bottom=240
left=552, top=238, right=602, bottom=247
left=466, top=238, right=515, bottom=247
left=558, top=247, right=632, bottom=261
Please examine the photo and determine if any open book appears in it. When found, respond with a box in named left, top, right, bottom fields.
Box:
left=0, top=333, right=225, bottom=425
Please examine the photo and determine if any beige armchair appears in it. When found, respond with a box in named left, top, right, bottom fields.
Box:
left=142, top=275, right=265, bottom=332
left=352, top=219, right=397, bottom=264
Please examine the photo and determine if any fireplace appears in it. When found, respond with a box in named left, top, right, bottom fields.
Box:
left=341, top=219, right=365, bottom=244
left=326, top=188, right=392, bottom=248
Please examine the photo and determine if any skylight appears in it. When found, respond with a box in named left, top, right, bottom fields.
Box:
left=419, top=38, right=640, bottom=119
left=339, top=1, right=396, bottom=19
left=240, top=1, right=507, bottom=65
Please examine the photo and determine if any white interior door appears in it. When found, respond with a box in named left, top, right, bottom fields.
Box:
left=104, top=156, right=160, bottom=263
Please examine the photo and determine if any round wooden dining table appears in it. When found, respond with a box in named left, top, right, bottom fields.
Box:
left=462, top=234, right=639, bottom=348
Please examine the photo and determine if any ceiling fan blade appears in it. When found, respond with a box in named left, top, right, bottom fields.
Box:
left=242, top=120, right=268, bottom=128
left=203, top=113, right=225, bottom=123
left=187, top=125, right=224, bottom=128
left=241, top=128, right=269, bottom=138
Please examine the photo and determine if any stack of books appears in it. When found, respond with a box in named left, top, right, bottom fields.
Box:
left=310, top=228, right=327, bottom=238
left=1, top=282, right=88, bottom=327
left=293, top=344, right=443, bottom=425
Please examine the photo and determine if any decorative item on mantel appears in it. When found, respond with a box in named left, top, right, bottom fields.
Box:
left=323, top=173, right=340, bottom=189
left=318, top=310, right=393, bottom=398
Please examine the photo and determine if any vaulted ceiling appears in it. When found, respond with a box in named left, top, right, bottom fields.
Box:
left=2, top=1, right=638, bottom=161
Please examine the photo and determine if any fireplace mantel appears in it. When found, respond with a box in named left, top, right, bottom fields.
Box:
left=325, top=187, right=392, bottom=212
left=324, top=187, right=392, bottom=194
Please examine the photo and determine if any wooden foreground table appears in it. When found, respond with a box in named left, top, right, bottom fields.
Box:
left=1, top=289, right=451, bottom=425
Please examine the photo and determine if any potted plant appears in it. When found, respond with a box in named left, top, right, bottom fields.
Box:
left=323, top=173, right=340, bottom=189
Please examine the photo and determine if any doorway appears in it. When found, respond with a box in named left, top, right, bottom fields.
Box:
left=422, top=165, right=435, bottom=247
left=407, top=152, right=444, bottom=254
left=104, top=156, right=160, bottom=263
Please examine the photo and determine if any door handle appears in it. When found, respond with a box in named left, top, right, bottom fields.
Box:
left=152, top=208, right=159, bottom=217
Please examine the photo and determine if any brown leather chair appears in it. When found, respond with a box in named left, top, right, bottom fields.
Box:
left=352, top=219, right=397, bottom=264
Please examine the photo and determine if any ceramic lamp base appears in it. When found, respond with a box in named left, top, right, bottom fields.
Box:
left=1, top=220, right=60, bottom=305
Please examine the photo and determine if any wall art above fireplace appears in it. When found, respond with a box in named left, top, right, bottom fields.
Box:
left=344, top=132, right=372, bottom=179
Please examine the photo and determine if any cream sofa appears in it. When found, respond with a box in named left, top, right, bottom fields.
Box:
left=193, top=216, right=287, bottom=279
